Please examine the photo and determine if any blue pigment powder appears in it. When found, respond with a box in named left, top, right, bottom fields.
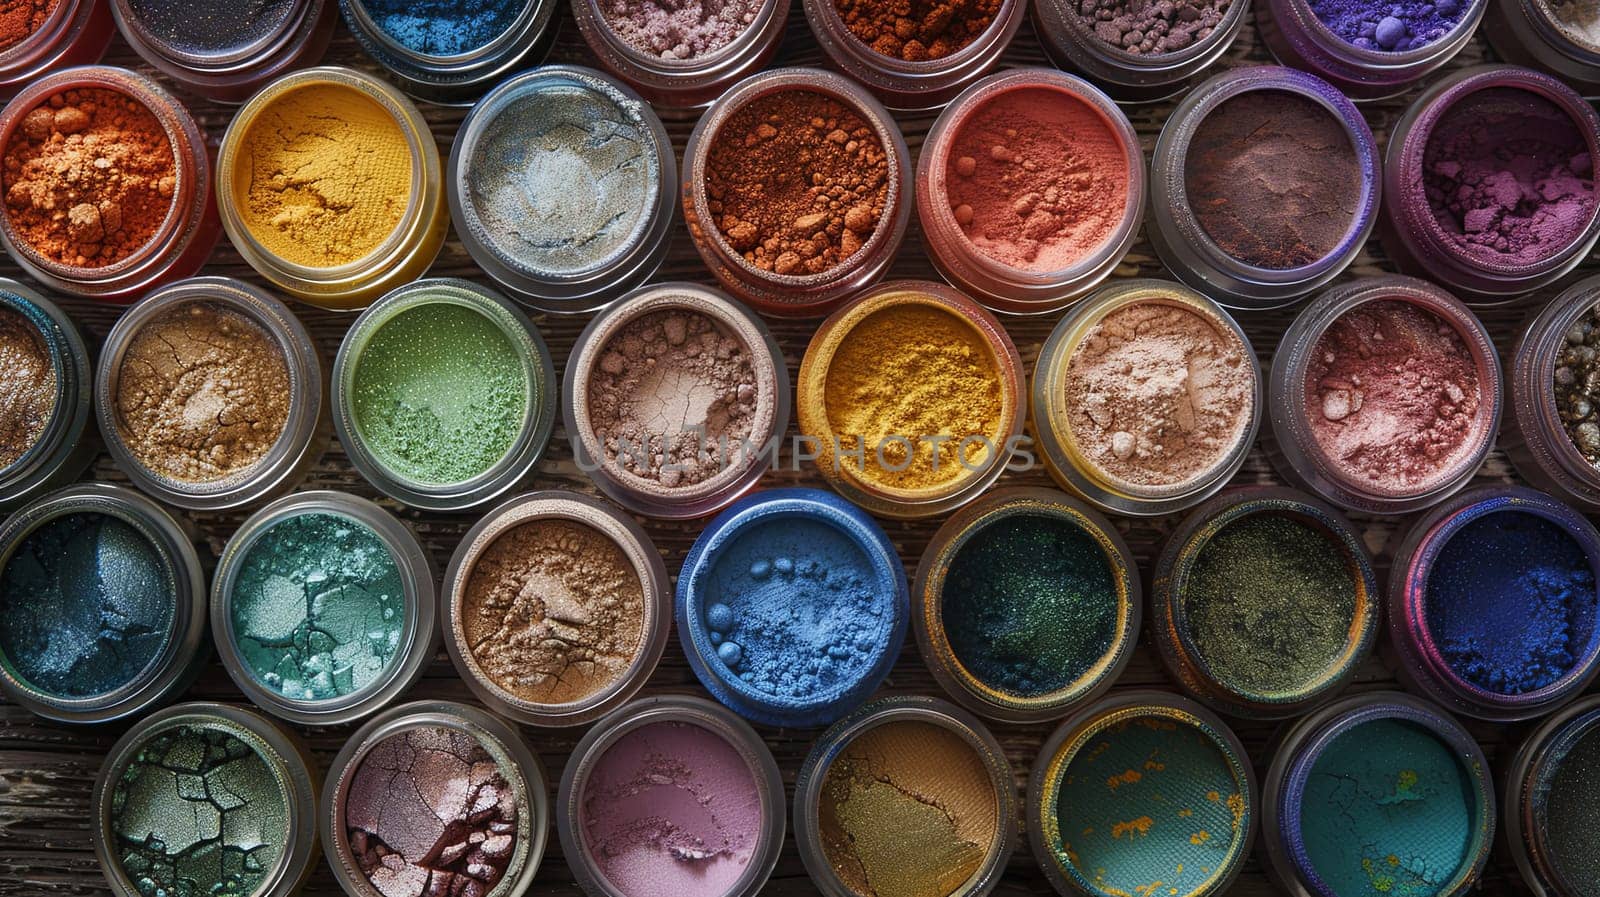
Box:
left=1298, top=718, right=1476, bottom=897
left=1424, top=511, right=1597, bottom=695
left=364, top=0, right=523, bottom=56
left=0, top=513, right=173, bottom=698
left=1306, top=0, right=1467, bottom=51
left=229, top=512, right=405, bottom=703
left=941, top=513, right=1118, bottom=697
left=699, top=517, right=892, bottom=702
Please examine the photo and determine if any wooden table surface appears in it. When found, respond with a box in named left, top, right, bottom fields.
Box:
left=0, top=5, right=1585, bottom=896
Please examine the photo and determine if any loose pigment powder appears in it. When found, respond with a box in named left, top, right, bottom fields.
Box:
left=0, top=304, right=54, bottom=470
left=1545, top=718, right=1600, bottom=894
left=832, top=0, right=1001, bottom=60
left=1071, top=0, right=1232, bottom=53
left=1556, top=302, right=1600, bottom=464
left=598, top=0, right=758, bottom=58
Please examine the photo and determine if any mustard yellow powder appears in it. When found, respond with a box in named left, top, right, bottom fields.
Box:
left=234, top=83, right=414, bottom=268
left=823, top=303, right=1004, bottom=493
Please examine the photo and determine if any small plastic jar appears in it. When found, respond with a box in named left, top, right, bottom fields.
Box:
left=564, top=282, right=789, bottom=519
left=1148, top=66, right=1381, bottom=310
left=218, top=66, right=447, bottom=310
left=1379, top=66, right=1600, bottom=302
left=572, top=0, right=789, bottom=108
left=1388, top=485, right=1600, bottom=721
left=337, top=0, right=557, bottom=105
left=322, top=700, right=549, bottom=897
left=681, top=67, right=912, bottom=316
left=676, top=488, right=909, bottom=728
left=1486, top=0, right=1600, bottom=96
left=916, top=69, right=1145, bottom=314
left=803, top=0, right=1024, bottom=110
left=1261, top=691, right=1495, bottom=897
left=1506, top=275, right=1600, bottom=511
left=1031, top=279, right=1261, bottom=517
left=332, top=278, right=557, bottom=511
left=558, top=696, right=786, bottom=897
left=442, top=491, right=671, bottom=727
left=1255, top=0, right=1486, bottom=99
left=0, top=279, right=94, bottom=511
left=1504, top=694, right=1600, bottom=897
left=0, top=66, right=218, bottom=302
left=794, top=696, right=1017, bottom=897
left=1266, top=276, right=1501, bottom=515
left=913, top=487, right=1140, bottom=723
left=1032, top=0, right=1248, bottom=102
left=110, top=0, right=336, bottom=102
left=93, top=703, right=320, bottom=897
left=0, top=483, right=208, bottom=724
left=447, top=66, right=676, bottom=314
left=1150, top=486, right=1380, bottom=719
left=95, top=276, right=325, bottom=511
left=1028, top=690, right=1256, bottom=897
left=212, top=490, right=438, bottom=726
left=0, top=0, right=113, bottom=99
left=797, top=281, right=1023, bottom=518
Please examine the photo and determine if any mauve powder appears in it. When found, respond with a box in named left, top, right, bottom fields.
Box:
left=580, top=720, right=761, bottom=897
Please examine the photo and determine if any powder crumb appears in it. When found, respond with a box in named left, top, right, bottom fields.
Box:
left=1309, top=0, right=1466, bottom=50
left=0, top=0, right=57, bottom=51
left=1074, top=0, right=1231, bottom=54
left=461, top=518, right=645, bottom=707
left=598, top=0, right=758, bottom=58
left=705, top=89, right=889, bottom=277
left=588, top=309, right=762, bottom=490
left=944, top=86, right=1129, bottom=272
left=1064, top=300, right=1253, bottom=490
left=833, top=0, right=1001, bottom=60
left=0, top=305, right=54, bottom=470
left=1555, top=303, right=1600, bottom=465
left=1305, top=300, right=1481, bottom=496
left=2, top=88, right=176, bottom=269
left=114, top=301, right=291, bottom=484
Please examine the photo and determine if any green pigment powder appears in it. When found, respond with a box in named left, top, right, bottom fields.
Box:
left=942, top=513, right=1119, bottom=697
left=350, top=301, right=529, bottom=485
left=1547, top=721, right=1600, bottom=896
left=111, top=722, right=289, bottom=897
left=1183, top=512, right=1357, bottom=697
left=229, top=512, right=404, bottom=702
left=1054, top=715, right=1246, bottom=897
left=1299, top=718, right=1476, bottom=897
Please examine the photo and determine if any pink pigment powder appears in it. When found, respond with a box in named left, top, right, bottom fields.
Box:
left=580, top=720, right=762, bottom=897
left=597, top=0, right=757, bottom=59
left=944, top=86, right=1131, bottom=272
left=1304, top=299, right=1483, bottom=495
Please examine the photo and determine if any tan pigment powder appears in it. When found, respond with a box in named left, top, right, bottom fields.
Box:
left=0, top=305, right=55, bottom=469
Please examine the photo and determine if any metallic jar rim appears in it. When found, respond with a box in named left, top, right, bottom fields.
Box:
left=337, top=0, right=557, bottom=105
left=1503, top=693, right=1600, bottom=897
left=1505, top=273, right=1600, bottom=511
left=109, top=0, right=334, bottom=102
left=0, top=277, right=94, bottom=511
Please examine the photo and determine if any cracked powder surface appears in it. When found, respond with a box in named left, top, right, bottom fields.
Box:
left=114, top=300, right=291, bottom=484
left=460, top=518, right=645, bottom=706
left=111, top=722, right=289, bottom=897
left=344, top=725, right=519, bottom=897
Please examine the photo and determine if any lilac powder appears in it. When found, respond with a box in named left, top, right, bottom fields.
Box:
left=580, top=720, right=762, bottom=897
left=597, top=0, right=758, bottom=59
left=1423, top=86, right=1596, bottom=266
left=1307, top=0, right=1466, bottom=50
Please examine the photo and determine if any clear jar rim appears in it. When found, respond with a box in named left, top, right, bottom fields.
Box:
left=1037, top=0, right=1250, bottom=70
left=110, top=0, right=311, bottom=69
left=0, top=278, right=90, bottom=497
left=1274, top=0, right=1487, bottom=67
left=343, top=0, right=545, bottom=65
left=581, top=0, right=787, bottom=73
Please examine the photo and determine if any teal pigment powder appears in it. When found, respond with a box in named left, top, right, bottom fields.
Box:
left=700, top=518, right=891, bottom=700
left=351, top=301, right=529, bottom=486
left=229, top=512, right=405, bottom=702
left=1546, top=721, right=1600, bottom=896
left=941, top=512, right=1118, bottom=697
left=0, top=513, right=172, bottom=698
left=1299, top=718, right=1476, bottom=897
left=1054, top=715, right=1246, bottom=896
left=111, top=723, right=288, bottom=897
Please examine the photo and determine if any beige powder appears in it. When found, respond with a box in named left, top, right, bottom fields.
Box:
left=0, top=305, right=55, bottom=469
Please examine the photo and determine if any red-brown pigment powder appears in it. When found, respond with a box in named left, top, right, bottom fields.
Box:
left=0, top=0, right=58, bottom=51
left=833, top=0, right=1001, bottom=60
left=3, top=88, right=176, bottom=268
left=705, top=89, right=889, bottom=277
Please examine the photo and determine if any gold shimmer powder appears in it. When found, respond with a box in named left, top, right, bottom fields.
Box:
left=114, top=302, right=291, bottom=483
left=820, top=720, right=999, bottom=897
left=460, top=518, right=645, bottom=706
left=0, top=305, right=54, bottom=468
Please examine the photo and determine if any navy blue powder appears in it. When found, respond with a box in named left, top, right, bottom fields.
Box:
left=364, top=0, right=523, bottom=56
left=1425, top=511, right=1597, bottom=695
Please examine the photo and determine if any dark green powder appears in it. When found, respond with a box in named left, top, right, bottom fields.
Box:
left=1183, top=512, right=1357, bottom=697
left=1547, top=722, right=1600, bottom=895
left=941, top=513, right=1118, bottom=697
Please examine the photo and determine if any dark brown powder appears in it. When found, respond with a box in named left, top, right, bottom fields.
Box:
left=1184, top=90, right=1361, bottom=270
left=114, top=302, right=291, bottom=483
left=833, top=0, right=1001, bottom=60
left=0, top=305, right=54, bottom=469
left=705, top=89, right=889, bottom=276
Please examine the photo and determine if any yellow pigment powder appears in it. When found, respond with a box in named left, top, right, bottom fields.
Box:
left=822, top=303, right=1004, bottom=493
left=233, top=83, right=414, bottom=268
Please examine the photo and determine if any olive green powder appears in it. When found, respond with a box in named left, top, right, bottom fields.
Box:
left=350, top=302, right=529, bottom=486
left=1183, top=512, right=1357, bottom=697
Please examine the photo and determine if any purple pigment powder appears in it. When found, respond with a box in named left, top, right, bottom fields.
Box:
left=1422, top=87, right=1596, bottom=266
left=1307, top=0, right=1465, bottom=50
left=597, top=0, right=758, bottom=59
left=580, top=720, right=762, bottom=897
